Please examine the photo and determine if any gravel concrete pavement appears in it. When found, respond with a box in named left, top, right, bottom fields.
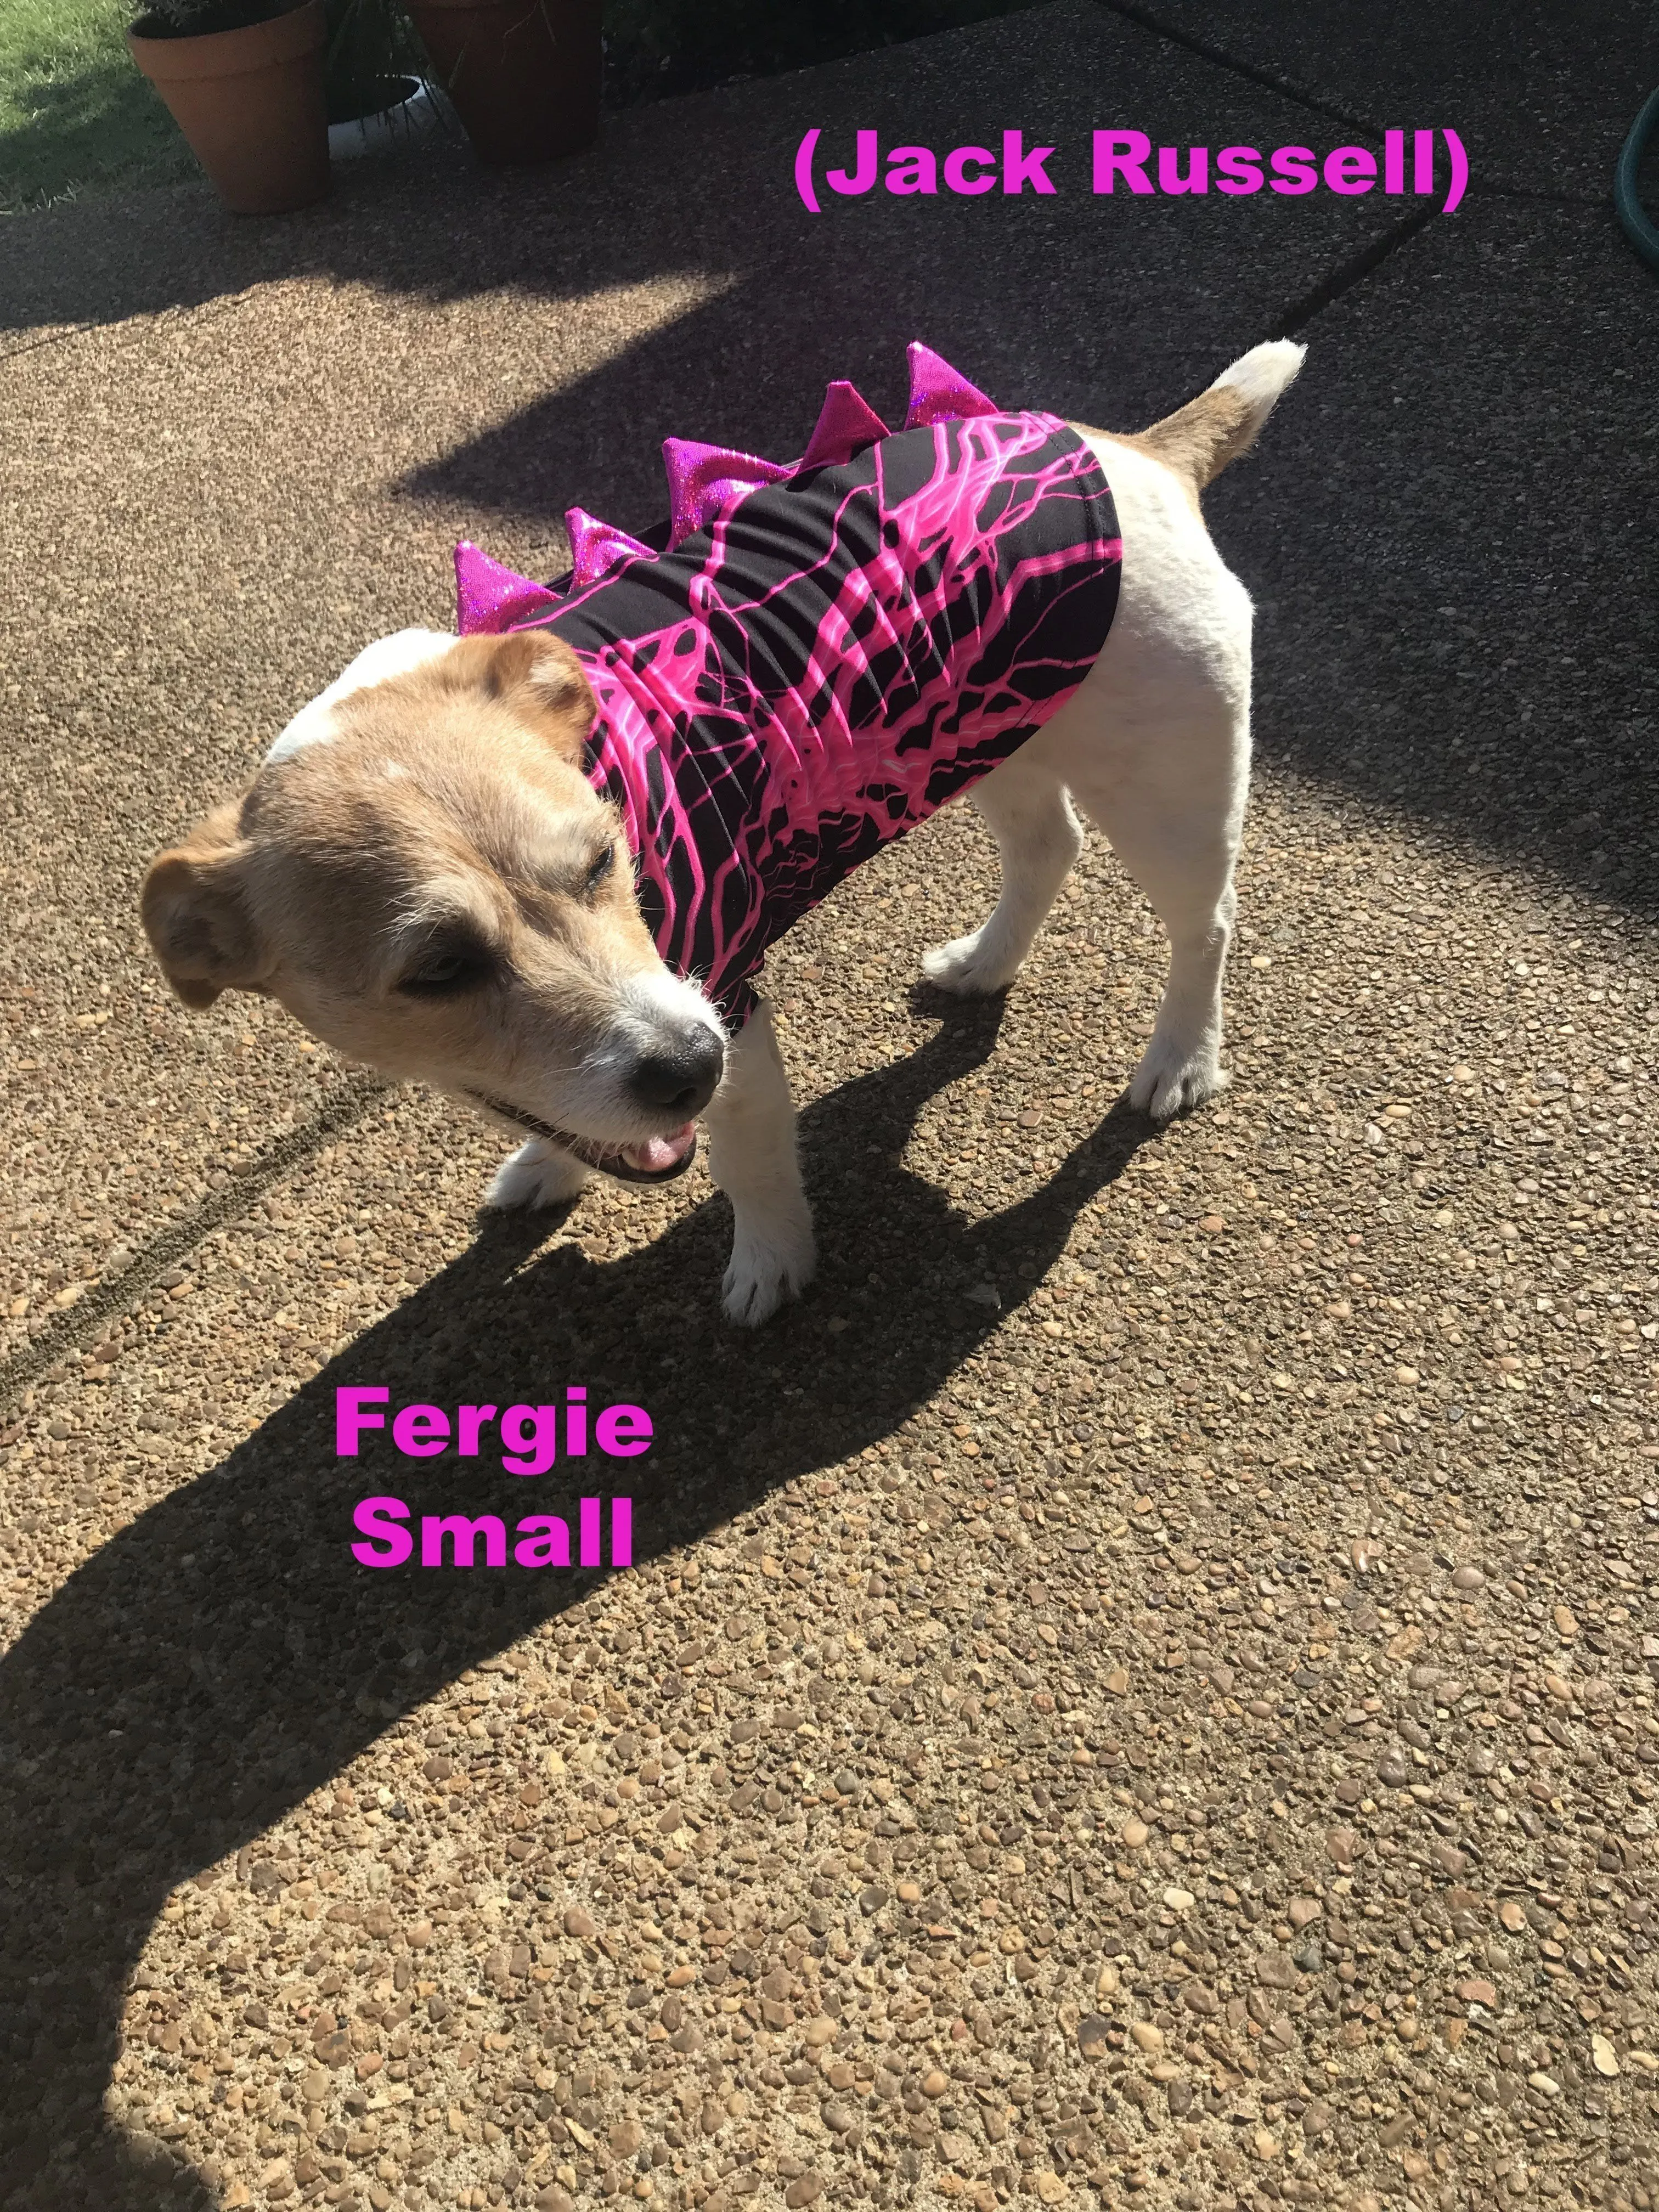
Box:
left=1, top=0, right=1389, bottom=1342
left=3, top=8, right=1657, bottom=2212
left=1116, top=0, right=1656, bottom=195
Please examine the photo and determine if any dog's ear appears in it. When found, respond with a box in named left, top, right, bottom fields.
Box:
left=448, top=630, right=596, bottom=765
left=141, top=803, right=269, bottom=1009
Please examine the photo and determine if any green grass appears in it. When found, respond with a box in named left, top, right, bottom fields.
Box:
left=0, top=0, right=196, bottom=212
left=0, top=0, right=1032, bottom=215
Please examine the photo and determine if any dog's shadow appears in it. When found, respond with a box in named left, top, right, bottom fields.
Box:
left=0, top=1001, right=1162, bottom=2204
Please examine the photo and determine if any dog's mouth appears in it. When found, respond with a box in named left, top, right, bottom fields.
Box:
left=469, top=1094, right=699, bottom=1184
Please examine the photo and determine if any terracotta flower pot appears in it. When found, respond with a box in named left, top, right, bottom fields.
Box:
left=405, top=0, right=600, bottom=165
left=128, top=0, right=329, bottom=216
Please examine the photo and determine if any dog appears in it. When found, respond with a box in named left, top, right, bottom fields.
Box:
left=142, top=339, right=1304, bottom=1324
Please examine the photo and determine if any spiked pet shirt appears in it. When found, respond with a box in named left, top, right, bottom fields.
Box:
left=455, top=345, right=1122, bottom=1028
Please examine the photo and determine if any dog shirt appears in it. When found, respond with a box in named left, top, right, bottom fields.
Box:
left=454, top=343, right=1121, bottom=1029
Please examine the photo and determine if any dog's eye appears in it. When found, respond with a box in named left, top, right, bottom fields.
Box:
left=398, top=946, right=492, bottom=996
left=585, top=843, right=616, bottom=894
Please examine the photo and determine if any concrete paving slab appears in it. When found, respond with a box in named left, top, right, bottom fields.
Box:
left=1203, top=189, right=1659, bottom=921
left=4, top=5, right=1659, bottom=2210
left=2, top=0, right=1396, bottom=1350
left=1115, top=0, right=1655, bottom=194
left=0, top=2, right=1390, bottom=352
left=6, top=772, right=1659, bottom=2205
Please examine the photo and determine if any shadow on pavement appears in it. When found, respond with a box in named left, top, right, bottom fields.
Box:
left=0, top=50, right=190, bottom=217
left=12, top=1, right=1654, bottom=923
left=0, top=999, right=1162, bottom=2208
left=402, top=209, right=1659, bottom=938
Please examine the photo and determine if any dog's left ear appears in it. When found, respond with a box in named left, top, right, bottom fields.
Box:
left=448, top=631, right=596, bottom=765
left=142, top=801, right=271, bottom=1009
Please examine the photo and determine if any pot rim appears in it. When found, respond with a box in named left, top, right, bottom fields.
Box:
left=328, top=73, right=428, bottom=128
left=128, top=0, right=326, bottom=79
left=403, top=0, right=582, bottom=14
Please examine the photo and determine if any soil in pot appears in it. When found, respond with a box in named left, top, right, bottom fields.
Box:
left=129, top=0, right=329, bottom=215
left=405, top=0, right=600, bottom=165
left=329, top=70, right=414, bottom=123
left=328, top=74, right=436, bottom=157
left=324, top=0, right=432, bottom=130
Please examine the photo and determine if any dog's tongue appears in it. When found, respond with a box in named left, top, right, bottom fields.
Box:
left=622, top=1122, right=697, bottom=1175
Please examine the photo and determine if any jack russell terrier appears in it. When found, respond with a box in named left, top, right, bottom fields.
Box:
left=143, top=339, right=1304, bottom=1323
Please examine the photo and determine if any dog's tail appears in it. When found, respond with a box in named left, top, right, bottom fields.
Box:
left=1133, top=339, right=1306, bottom=494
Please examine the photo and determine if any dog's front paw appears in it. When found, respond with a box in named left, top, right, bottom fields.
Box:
left=1127, top=1037, right=1229, bottom=1121
left=484, top=1138, right=592, bottom=1211
left=920, top=927, right=1020, bottom=995
left=722, top=1209, right=816, bottom=1328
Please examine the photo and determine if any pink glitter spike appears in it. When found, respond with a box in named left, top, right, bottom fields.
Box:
left=566, top=507, right=653, bottom=589
left=454, top=540, right=560, bottom=636
left=663, top=438, right=791, bottom=549
left=904, top=341, right=998, bottom=430
left=798, top=380, right=891, bottom=471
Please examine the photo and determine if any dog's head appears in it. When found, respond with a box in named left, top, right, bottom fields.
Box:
left=141, top=629, right=724, bottom=1181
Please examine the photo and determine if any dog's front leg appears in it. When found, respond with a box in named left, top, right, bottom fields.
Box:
left=704, top=998, right=815, bottom=1327
left=484, top=1138, right=593, bottom=1211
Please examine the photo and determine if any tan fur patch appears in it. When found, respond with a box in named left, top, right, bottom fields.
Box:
left=1073, top=385, right=1265, bottom=516
left=142, top=632, right=683, bottom=1135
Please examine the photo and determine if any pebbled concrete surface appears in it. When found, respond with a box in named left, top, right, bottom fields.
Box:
left=0, top=0, right=1393, bottom=1336
left=3, top=7, right=1658, bottom=2212
left=1206, top=189, right=1659, bottom=923
left=1106, top=0, right=1657, bottom=195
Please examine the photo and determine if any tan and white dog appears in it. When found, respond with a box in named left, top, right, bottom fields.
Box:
left=142, top=340, right=1304, bottom=1324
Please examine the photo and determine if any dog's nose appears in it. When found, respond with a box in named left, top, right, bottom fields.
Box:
left=629, top=1025, right=725, bottom=1117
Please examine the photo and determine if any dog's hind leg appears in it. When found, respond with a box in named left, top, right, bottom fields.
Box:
left=921, top=752, right=1081, bottom=995
left=1047, top=343, right=1299, bottom=1118
left=1064, top=675, right=1247, bottom=1121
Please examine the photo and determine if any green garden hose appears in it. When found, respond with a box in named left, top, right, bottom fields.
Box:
left=1615, top=84, right=1659, bottom=270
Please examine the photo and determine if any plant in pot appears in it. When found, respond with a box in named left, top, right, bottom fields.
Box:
left=403, top=0, right=600, bottom=166
left=128, top=0, right=332, bottom=215
left=324, top=0, right=437, bottom=157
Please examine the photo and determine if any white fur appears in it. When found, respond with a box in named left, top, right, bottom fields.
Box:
left=698, top=342, right=1296, bottom=1308
left=262, top=347, right=1297, bottom=1325
left=622, top=967, right=727, bottom=1053
left=1007, top=428, right=1254, bottom=1119
left=477, top=994, right=815, bottom=1327
left=920, top=760, right=1084, bottom=992
left=504, top=969, right=726, bottom=1154
left=479, top=972, right=729, bottom=1214
left=1214, top=337, right=1306, bottom=417
left=486, top=1137, right=593, bottom=1210
left=919, top=428, right=1251, bottom=1119
left=703, top=1001, right=816, bottom=1326
left=266, top=629, right=458, bottom=763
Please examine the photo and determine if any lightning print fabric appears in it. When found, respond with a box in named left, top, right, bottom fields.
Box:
left=455, top=345, right=1122, bottom=1027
